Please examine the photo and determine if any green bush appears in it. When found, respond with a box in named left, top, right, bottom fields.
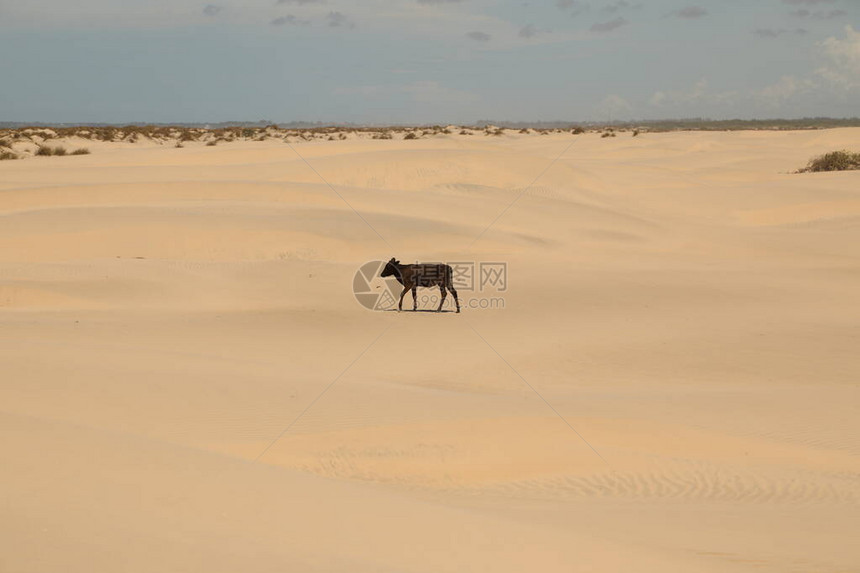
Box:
left=799, top=150, right=860, bottom=173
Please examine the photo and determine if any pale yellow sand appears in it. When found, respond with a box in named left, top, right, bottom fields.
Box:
left=1, top=129, right=859, bottom=572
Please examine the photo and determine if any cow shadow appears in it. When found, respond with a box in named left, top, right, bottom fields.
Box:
left=381, top=308, right=458, bottom=313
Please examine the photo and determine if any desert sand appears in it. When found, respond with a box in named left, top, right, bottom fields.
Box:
left=1, top=128, right=859, bottom=572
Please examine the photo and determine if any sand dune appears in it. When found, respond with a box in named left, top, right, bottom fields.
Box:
left=2, top=129, right=859, bottom=572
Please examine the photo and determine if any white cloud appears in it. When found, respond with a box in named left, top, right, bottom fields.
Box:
left=650, top=79, right=706, bottom=105
left=597, top=94, right=633, bottom=118
left=753, top=75, right=816, bottom=106
left=816, top=25, right=860, bottom=91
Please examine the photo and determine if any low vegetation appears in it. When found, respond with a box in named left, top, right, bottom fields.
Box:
left=36, top=145, right=67, bottom=156
left=798, top=150, right=860, bottom=173
left=0, top=122, right=857, bottom=164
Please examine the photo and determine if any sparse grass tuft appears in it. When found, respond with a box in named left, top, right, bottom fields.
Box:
left=71, top=148, right=90, bottom=155
left=799, top=150, right=860, bottom=173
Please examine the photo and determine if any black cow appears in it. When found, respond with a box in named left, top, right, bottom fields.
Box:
left=380, top=258, right=460, bottom=313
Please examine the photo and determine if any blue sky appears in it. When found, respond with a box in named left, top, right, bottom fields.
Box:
left=0, top=0, right=858, bottom=123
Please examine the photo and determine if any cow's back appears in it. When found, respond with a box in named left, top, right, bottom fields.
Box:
left=404, top=263, right=451, bottom=287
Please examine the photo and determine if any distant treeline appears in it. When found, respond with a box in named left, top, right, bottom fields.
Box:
left=476, top=118, right=860, bottom=131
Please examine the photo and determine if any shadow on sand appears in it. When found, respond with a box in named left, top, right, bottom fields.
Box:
left=381, top=308, right=458, bottom=313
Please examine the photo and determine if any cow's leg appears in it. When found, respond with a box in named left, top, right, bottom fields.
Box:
left=411, top=285, right=418, bottom=311
left=447, top=284, right=460, bottom=313
left=398, top=285, right=410, bottom=312
left=437, top=284, right=447, bottom=312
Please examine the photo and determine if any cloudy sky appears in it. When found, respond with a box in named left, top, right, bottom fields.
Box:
left=0, top=0, right=858, bottom=123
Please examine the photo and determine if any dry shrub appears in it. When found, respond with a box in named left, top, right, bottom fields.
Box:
left=36, top=145, right=67, bottom=156
left=71, top=148, right=90, bottom=155
left=0, top=151, right=18, bottom=160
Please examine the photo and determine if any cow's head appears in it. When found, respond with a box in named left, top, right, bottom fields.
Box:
left=380, top=257, right=400, bottom=278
